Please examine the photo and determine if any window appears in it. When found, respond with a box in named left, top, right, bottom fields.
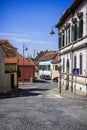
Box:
left=67, top=27, right=70, bottom=44
left=80, top=53, right=83, bottom=74
left=71, top=25, right=74, bottom=42
left=71, top=18, right=77, bottom=42
left=77, top=21, right=79, bottom=39
left=74, top=22, right=77, bottom=41
left=77, top=12, right=83, bottom=38
left=79, top=18, right=83, bottom=38
left=18, top=70, right=21, bottom=77
left=55, top=65, right=58, bottom=71
left=74, top=55, right=77, bottom=68
left=48, top=65, right=51, bottom=70
left=61, top=35, right=63, bottom=47
left=62, top=33, right=65, bottom=47
left=59, top=35, right=61, bottom=49
left=44, top=65, right=46, bottom=70
left=39, top=65, right=42, bottom=70
left=71, top=22, right=77, bottom=42
left=66, top=29, right=67, bottom=45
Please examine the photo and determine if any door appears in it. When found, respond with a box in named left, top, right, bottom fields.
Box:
left=11, top=74, right=14, bottom=89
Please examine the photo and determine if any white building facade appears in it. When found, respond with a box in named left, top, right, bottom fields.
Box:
left=56, top=0, right=87, bottom=96
left=39, top=60, right=52, bottom=78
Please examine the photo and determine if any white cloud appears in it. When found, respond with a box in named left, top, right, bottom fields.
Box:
left=0, top=32, right=30, bottom=37
left=0, top=32, right=54, bottom=45
left=11, top=37, right=53, bottom=44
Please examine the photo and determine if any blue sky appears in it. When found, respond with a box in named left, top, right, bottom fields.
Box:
left=0, top=0, right=74, bottom=58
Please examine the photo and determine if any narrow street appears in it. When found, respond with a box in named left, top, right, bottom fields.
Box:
left=0, top=82, right=87, bottom=130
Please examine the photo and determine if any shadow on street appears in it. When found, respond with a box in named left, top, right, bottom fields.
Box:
left=33, top=79, right=51, bottom=83
left=0, top=87, right=49, bottom=99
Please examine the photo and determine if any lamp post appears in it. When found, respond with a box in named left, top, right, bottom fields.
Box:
left=84, top=69, right=87, bottom=96
left=22, top=43, right=28, bottom=85
left=49, top=25, right=55, bottom=36
left=49, top=25, right=61, bottom=93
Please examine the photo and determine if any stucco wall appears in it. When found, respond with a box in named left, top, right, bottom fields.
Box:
left=0, top=46, right=11, bottom=92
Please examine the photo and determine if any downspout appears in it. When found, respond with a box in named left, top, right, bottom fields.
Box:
left=86, top=7, right=87, bottom=74
left=85, top=4, right=87, bottom=96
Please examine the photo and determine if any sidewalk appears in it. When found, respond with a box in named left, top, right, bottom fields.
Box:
left=53, top=88, right=87, bottom=100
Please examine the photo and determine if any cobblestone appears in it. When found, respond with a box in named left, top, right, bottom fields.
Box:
left=0, top=82, right=87, bottom=130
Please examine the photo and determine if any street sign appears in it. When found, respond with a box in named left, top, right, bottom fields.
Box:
left=72, top=68, right=79, bottom=74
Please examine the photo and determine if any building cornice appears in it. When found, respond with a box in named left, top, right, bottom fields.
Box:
left=56, top=0, right=84, bottom=28
left=60, top=35, right=87, bottom=55
left=60, top=43, right=87, bottom=55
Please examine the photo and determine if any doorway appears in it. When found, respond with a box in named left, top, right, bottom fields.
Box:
left=11, top=74, right=14, bottom=89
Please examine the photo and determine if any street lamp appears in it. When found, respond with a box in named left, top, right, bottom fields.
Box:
left=49, top=25, right=55, bottom=36
left=22, top=43, right=28, bottom=85
left=49, top=25, right=61, bottom=93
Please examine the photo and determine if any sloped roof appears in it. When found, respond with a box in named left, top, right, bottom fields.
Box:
left=51, top=53, right=60, bottom=64
left=39, top=51, right=57, bottom=61
left=26, top=58, right=35, bottom=66
left=4, top=57, right=17, bottom=64
left=17, top=54, right=35, bottom=66
left=34, top=51, right=46, bottom=66
left=0, top=40, right=17, bottom=57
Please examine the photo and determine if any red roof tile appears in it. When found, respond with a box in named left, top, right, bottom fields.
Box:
left=16, top=54, right=35, bottom=66
left=0, top=40, right=17, bottom=57
left=4, top=57, right=17, bottom=64
left=39, top=51, right=57, bottom=61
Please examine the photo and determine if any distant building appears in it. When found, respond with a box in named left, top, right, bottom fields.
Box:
left=17, top=54, right=35, bottom=83
left=38, top=51, right=59, bottom=79
left=56, top=0, right=87, bottom=96
left=34, top=51, right=46, bottom=77
left=51, top=53, right=60, bottom=79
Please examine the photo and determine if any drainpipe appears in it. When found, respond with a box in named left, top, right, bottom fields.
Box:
left=86, top=7, right=87, bottom=35
left=71, top=43, right=74, bottom=92
left=85, top=6, right=87, bottom=96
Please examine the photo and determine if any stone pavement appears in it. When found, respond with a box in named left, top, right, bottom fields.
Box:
left=51, top=87, right=87, bottom=100
left=0, top=83, right=87, bottom=130
left=0, top=82, right=87, bottom=100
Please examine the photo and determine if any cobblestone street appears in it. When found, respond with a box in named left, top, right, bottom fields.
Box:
left=0, top=82, right=87, bottom=130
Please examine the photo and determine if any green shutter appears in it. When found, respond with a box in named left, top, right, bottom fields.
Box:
left=79, top=19, right=83, bottom=38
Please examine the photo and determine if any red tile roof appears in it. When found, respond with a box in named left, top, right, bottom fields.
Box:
left=0, top=40, right=17, bottom=57
left=52, top=53, right=60, bottom=64
left=4, top=54, right=35, bottom=66
left=39, top=51, right=57, bottom=61
left=0, top=40, right=34, bottom=66
left=17, top=54, right=35, bottom=66
left=4, top=57, right=17, bottom=64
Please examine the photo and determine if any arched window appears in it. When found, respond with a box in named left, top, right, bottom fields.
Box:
left=79, top=18, right=83, bottom=38
left=74, top=22, right=77, bottom=41
left=59, top=35, right=61, bottom=49
left=77, top=12, right=83, bottom=38
left=71, top=17, right=77, bottom=42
